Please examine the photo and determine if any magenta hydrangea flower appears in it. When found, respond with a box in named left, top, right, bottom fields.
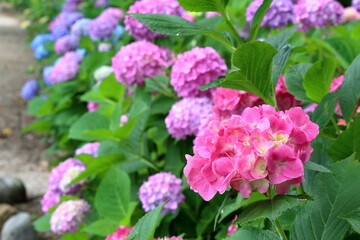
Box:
left=293, top=0, right=344, bottom=32
left=246, top=0, right=294, bottom=29
left=55, top=35, right=80, bottom=55
left=50, top=200, right=90, bottom=234
left=112, top=41, right=171, bottom=87
left=49, top=51, right=83, bottom=84
left=165, top=97, right=212, bottom=140
left=353, top=0, right=360, bottom=11
left=139, top=172, right=185, bottom=214
left=275, top=76, right=301, bottom=111
left=171, top=47, right=227, bottom=98
left=41, top=158, right=86, bottom=212
left=105, top=226, right=134, bottom=240
left=86, top=101, right=99, bottom=112
left=75, top=142, right=100, bottom=158
left=184, top=105, right=319, bottom=201
left=125, top=0, right=194, bottom=40
left=213, top=87, right=264, bottom=120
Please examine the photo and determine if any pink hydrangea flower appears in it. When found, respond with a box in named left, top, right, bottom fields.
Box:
left=87, top=101, right=99, bottom=112
left=165, top=97, right=213, bottom=139
left=125, top=0, right=194, bottom=40
left=55, top=35, right=79, bottom=55
left=50, top=200, right=90, bottom=234
left=275, top=75, right=302, bottom=111
left=226, top=216, right=238, bottom=236
left=120, top=114, right=128, bottom=126
left=49, top=51, right=83, bottom=84
left=246, top=0, right=294, bottom=29
left=171, top=47, right=227, bottom=98
left=343, top=7, right=360, bottom=22
left=353, top=0, right=360, bottom=12
left=206, top=12, right=221, bottom=18
left=105, top=225, right=134, bottom=240
left=293, top=0, right=344, bottom=32
left=154, top=237, right=184, bottom=240
left=184, top=105, right=319, bottom=201
left=139, top=172, right=185, bottom=215
left=75, top=142, right=100, bottom=158
left=112, top=41, right=172, bottom=87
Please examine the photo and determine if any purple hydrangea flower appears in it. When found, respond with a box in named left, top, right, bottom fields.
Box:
left=50, top=200, right=90, bottom=234
left=353, top=0, right=360, bottom=11
left=293, top=0, right=344, bottom=32
left=246, top=0, right=294, bottom=29
left=55, top=35, right=80, bottom=55
left=94, top=66, right=113, bottom=82
left=102, top=7, right=124, bottom=22
left=112, top=40, right=171, bottom=87
left=139, top=172, right=185, bottom=214
left=165, top=97, right=212, bottom=139
left=43, top=66, right=54, bottom=85
left=70, top=18, right=91, bottom=37
left=95, top=0, right=108, bottom=8
left=49, top=12, right=83, bottom=39
left=63, top=0, right=83, bottom=12
left=88, top=8, right=122, bottom=41
left=21, top=80, right=40, bottom=100
left=49, top=51, right=83, bottom=84
left=41, top=158, right=86, bottom=213
left=75, top=142, right=100, bottom=157
left=125, top=0, right=194, bottom=41
left=170, top=47, right=227, bottom=98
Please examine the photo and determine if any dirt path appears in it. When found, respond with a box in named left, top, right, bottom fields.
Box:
left=0, top=3, right=49, bottom=199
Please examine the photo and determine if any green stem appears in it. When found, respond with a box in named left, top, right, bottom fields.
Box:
left=274, top=218, right=289, bottom=240
left=222, top=12, right=243, bottom=46
left=331, top=117, right=340, bottom=134
left=296, top=183, right=305, bottom=195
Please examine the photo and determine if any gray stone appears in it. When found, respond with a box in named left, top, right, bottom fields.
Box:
left=1, top=212, right=38, bottom=240
left=0, top=204, right=17, bottom=230
left=0, top=177, right=26, bottom=204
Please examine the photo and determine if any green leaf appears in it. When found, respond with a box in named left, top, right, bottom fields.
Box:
left=225, top=226, right=280, bottom=240
left=304, top=161, right=332, bottom=173
left=285, top=63, right=312, bottom=102
left=83, top=219, right=119, bottom=237
left=236, top=195, right=312, bottom=224
left=324, top=38, right=360, bottom=68
left=327, top=114, right=360, bottom=161
left=178, top=0, right=229, bottom=14
left=129, top=14, right=234, bottom=51
left=33, top=214, right=51, bottom=232
left=69, top=112, right=110, bottom=141
left=127, top=203, right=165, bottom=240
left=290, top=156, right=360, bottom=240
left=99, top=74, right=126, bottom=101
left=339, top=208, right=360, bottom=234
left=144, top=75, right=173, bottom=96
left=219, top=41, right=277, bottom=106
left=250, top=0, right=273, bottom=41
left=95, top=167, right=131, bottom=221
left=62, top=232, right=88, bottom=240
left=339, top=55, right=360, bottom=122
left=303, top=58, right=337, bottom=103
left=83, top=129, right=118, bottom=141
left=311, top=92, right=339, bottom=128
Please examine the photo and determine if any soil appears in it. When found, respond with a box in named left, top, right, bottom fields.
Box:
left=0, top=3, right=57, bottom=240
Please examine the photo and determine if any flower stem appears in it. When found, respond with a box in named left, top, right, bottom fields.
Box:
left=222, top=12, right=243, bottom=46
left=274, top=218, right=289, bottom=240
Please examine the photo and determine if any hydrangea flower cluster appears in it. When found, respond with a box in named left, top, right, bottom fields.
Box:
left=55, top=35, right=80, bottom=55
left=293, top=0, right=344, bottom=32
left=94, top=65, right=113, bottom=82
left=165, top=97, right=212, bottom=139
left=63, top=0, right=83, bottom=12
left=171, top=47, right=227, bottom=98
left=213, top=88, right=264, bottom=120
left=105, top=226, right=134, bottom=240
left=50, top=200, right=90, bottom=234
left=41, top=158, right=86, bottom=212
left=184, top=105, right=319, bottom=201
left=21, top=80, right=40, bottom=100
left=275, top=76, right=302, bottom=111
left=49, top=51, right=83, bottom=84
left=111, top=25, right=125, bottom=44
left=98, top=42, right=112, bottom=52
left=75, top=142, right=100, bottom=158
left=343, top=7, right=360, bottom=22
left=49, top=12, right=83, bottom=39
left=112, top=41, right=171, bottom=87
left=43, top=66, right=54, bottom=85
left=246, top=0, right=294, bottom=29
left=30, top=33, right=53, bottom=59
left=154, top=237, right=184, bottom=240
left=95, top=0, right=108, bottom=8
left=125, top=0, right=193, bottom=40
left=139, top=172, right=185, bottom=214
left=71, top=18, right=91, bottom=37
left=88, top=8, right=123, bottom=41
left=353, top=0, right=360, bottom=11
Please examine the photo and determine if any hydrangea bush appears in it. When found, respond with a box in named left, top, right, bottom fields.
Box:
left=20, top=0, right=360, bottom=240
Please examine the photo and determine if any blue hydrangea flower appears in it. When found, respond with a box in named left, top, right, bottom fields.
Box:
left=43, top=66, right=54, bottom=85
left=21, top=80, right=40, bottom=100
left=111, top=25, right=125, bottom=45
left=30, top=33, right=53, bottom=50
left=34, top=45, right=50, bottom=60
